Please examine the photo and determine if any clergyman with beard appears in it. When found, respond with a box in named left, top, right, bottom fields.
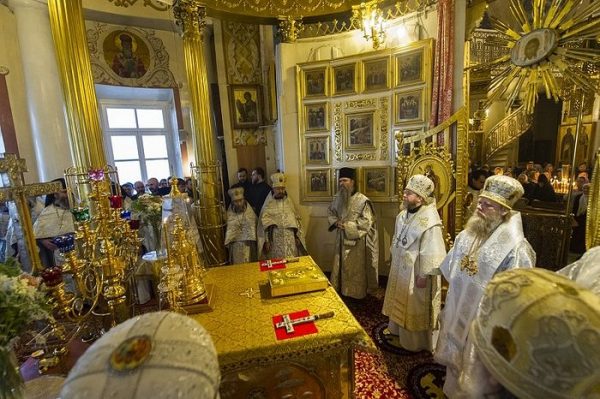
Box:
left=224, top=187, right=257, bottom=264
left=33, top=178, right=75, bottom=268
left=257, top=173, right=307, bottom=259
left=382, top=174, right=446, bottom=352
left=327, top=167, right=378, bottom=299
left=434, top=175, right=536, bottom=398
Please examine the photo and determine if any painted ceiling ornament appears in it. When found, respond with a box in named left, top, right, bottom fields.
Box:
left=481, top=0, right=600, bottom=114
left=108, top=0, right=171, bottom=11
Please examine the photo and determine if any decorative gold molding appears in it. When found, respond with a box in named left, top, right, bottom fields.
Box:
left=396, top=107, right=469, bottom=236
left=173, top=1, right=207, bottom=40
left=396, top=142, right=454, bottom=201
left=586, top=149, right=600, bottom=250
left=455, top=107, right=469, bottom=236
left=379, top=96, right=389, bottom=160
left=299, top=0, right=436, bottom=39
left=278, top=16, right=304, bottom=43
left=107, top=0, right=171, bottom=10
left=200, top=0, right=350, bottom=19
left=333, top=102, right=343, bottom=162
left=333, top=97, right=388, bottom=162
left=346, top=153, right=377, bottom=161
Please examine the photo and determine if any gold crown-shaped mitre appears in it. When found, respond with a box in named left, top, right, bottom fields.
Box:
left=406, top=174, right=434, bottom=200
left=479, top=175, right=524, bottom=209
left=270, top=172, right=286, bottom=188
left=473, top=268, right=600, bottom=399
left=228, top=187, right=244, bottom=200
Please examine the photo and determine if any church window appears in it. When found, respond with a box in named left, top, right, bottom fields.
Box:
left=97, top=86, right=182, bottom=184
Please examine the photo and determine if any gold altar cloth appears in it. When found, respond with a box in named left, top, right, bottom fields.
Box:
left=190, top=256, right=374, bottom=371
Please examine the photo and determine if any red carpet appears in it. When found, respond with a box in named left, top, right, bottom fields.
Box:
left=344, top=289, right=442, bottom=398
left=354, top=349, right=410, bottom=398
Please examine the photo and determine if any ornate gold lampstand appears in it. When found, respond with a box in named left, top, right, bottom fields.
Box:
left=170, top=215, right=207, bottom=305
left=47, top=166, right=143, bottom=328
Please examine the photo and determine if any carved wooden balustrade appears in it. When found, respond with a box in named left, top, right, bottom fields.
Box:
left=468, top=29, right=510, bottom=69
left=483, top=104, right=533, bottom=163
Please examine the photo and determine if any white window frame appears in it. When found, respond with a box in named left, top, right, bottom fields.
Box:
left=98, top=99, right=182, bottom=183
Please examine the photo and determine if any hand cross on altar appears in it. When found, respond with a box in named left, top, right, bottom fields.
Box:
left=239, top=287, right=257, bottom=298
left=275, top=311, right=335, bottom=333
left=267, top=257, right=299, bottom=268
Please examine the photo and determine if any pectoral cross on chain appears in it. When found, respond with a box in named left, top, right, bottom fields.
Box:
left=0, top=154, right=64, bottom=272
left=460, top=255, right=478, bottom=276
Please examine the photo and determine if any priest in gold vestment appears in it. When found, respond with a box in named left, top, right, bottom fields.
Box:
left=257, top=173, right=306, bottom=259
left=435, top=175, right=536, bottom=398
left=328, top=167, right=378, bottom=299
left=382, top=175, right=446, bottom=352
left=33, top=179, right=75, bottom=268
left=224, top=187, right=257, bottom=264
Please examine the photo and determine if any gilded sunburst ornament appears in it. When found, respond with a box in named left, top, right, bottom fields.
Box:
left=482, top=0, right=600, bottom=113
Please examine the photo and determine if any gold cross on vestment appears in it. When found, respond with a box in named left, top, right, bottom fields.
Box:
left=0, top=154, right=64, bottom=272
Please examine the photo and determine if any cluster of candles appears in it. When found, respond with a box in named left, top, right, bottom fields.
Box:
left=550, top=177, right=576, bottom=194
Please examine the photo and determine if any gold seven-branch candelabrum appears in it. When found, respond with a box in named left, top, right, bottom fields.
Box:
left=44, top=166, right=142, bottom=329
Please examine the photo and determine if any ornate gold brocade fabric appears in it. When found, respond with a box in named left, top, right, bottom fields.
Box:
left=190, top=256, right=374, bottom=371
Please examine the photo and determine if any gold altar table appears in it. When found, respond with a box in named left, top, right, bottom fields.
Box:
left=190, top=256, right=374, bottom=398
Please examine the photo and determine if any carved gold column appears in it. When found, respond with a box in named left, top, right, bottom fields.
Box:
left=47, top=0, right=106, bottom=169
left=174, top=1, right=227, bottom=265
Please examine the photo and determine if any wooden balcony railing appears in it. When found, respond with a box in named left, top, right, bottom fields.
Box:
left=484, top=104, right=533, bottom=162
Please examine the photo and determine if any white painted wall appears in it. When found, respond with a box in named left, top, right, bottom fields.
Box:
left=0, top=4, right=39, bottom=183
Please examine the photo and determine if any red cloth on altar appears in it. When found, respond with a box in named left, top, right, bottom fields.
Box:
left=259, top=258, right=287, bottom=271
left=272, top=309, right=318, bottom=340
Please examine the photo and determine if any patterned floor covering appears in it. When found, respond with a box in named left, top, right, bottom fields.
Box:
left=343, top=288, right=445, bottom=399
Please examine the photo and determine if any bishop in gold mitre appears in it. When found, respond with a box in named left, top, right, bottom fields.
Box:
left=382, top=174, right=446, bottom=352
left=434, top=175, right=536, bottom=398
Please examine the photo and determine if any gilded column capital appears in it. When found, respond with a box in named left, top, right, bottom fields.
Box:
left=278, top=16, right=304, bottom=43
left=173, top=0, right=207, bottom=40
left=0, top=66, right=9, bottom=75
